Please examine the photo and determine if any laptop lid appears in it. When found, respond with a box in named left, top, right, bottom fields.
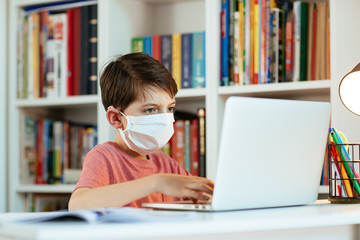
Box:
left=212, top=97, right=330, bottom=211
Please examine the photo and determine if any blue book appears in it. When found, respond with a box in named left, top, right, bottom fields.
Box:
left=221, top=0, right=230, bottom=86
left=192, top=32, right=205, bottom=88
left=258, top=0, right=262, bottom=84
left=181, top=33, right=192, bottom=89
left=43, top=119, right=54, bottom=183
left=161, top=35, right=172, bottom=73
left=143, top=35, right=152, bottom=56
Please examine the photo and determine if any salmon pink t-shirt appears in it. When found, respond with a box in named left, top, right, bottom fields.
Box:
left=75, top=141, right=190, bottom=208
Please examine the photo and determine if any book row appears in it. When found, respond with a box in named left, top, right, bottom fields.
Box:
left=221, top=0, right=330, bottom=86
left=162, top=109, right=206, bottom=177
left=24, top=193, right=70, bottom=212
left=17, top=1, right=98, bottom=100
left=21, top=117, right=97, bottom=185
left=131, top=32, right=206, bottom=89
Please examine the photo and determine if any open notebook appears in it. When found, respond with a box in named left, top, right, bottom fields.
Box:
left=142, top=97, right=331, bottom=211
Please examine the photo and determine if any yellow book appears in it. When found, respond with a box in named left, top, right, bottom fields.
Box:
left=32, top=12, right=40, bottom=98
left=253, top=0, right=259, bottom=83
left=172, top=33, right=181, bottom=89
left=239, top=1, right=244, bottom=85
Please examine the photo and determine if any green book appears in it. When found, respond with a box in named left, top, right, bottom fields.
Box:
left=299, top=2, right=308, bottom=81
left=131, top=37, right=144, bottom=53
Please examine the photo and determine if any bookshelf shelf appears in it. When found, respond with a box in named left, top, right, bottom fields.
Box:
left=16, top=184, right=76, bottom=194
left=176, top=88, right=206, bottom=100
left=15, top=95, right=98, bottom=108
left=218, top=80, right=331, bottom=98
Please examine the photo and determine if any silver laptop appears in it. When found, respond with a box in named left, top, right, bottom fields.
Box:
left=142, top=97, right=331, bottom=211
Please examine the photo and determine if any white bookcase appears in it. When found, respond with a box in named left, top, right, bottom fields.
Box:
left=0, top=0, right=8, bottom=213
left=7, top=0, right=360, bottom=212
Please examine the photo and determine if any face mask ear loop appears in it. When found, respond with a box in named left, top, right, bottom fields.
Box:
left=108, top=106, right=128, bottom=130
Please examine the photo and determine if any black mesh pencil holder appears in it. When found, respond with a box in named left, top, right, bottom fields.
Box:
left=328, top=143, right=360, bottom=203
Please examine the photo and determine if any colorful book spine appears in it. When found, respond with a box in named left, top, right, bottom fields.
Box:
left=299, top=2, right=308, bottom=81
left=184, top=120, right=191, bottom=172
left=181, top=33, right=192, bottom=89
left=190, top=119, right=199, bottom=176
left=152, top=35, right=161, bottom=62
left=221, top=0, right=230, bottom=86
left=197, top=108, right=206, bottom=178
left=66, top=9, right=74, bottom=96
left=172, top=33, right=182, bottom=89
left=143, top=35, right=152, bottom=56
left=80, top=6, right=89, bottom=95
left=161, top=35, right=172, bottom=73
left=171, top=120, right=185, bottom=169
left=192, top=31, right=205, bottom=88
left=131, top=37, right=144, bottom=53
left=88, top=4, right=98, bottom=95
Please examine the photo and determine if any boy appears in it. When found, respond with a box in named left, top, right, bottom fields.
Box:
left=68, top=53, right=214, bottom=210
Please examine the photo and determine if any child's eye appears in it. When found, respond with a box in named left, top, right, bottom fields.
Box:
left=168, top=106, right=176, bottom=113
left=145, top=108, right=157, bottom=114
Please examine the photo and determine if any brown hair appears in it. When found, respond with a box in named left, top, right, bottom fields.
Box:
left=100, top=53, right=178, bottom=111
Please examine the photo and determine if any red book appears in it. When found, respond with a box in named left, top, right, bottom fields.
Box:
left=67, top=9, right=74, bottom=96
left=73, top=7, right=81, bottom=96
left=285, top=11, right=293, bottom=81
left=190, top=119, right=199, bottom=176
left=36, top=119, right=44, bottom=184
left=39, top=11, right=48, bottom=98
left=171, top=120, right=185, bottom=169
left=152, top=35, right=161, bottom=62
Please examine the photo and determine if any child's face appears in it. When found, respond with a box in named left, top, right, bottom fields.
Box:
left=123, top=86, right=176, bottom=116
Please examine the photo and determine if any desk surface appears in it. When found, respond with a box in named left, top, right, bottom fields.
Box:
left=1, top=200, right=360, bottom=240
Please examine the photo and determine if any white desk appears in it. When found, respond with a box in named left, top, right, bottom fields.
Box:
left=1, top=201, right=360, bottom=240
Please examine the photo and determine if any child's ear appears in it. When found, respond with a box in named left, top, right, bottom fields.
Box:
left=106, top=108, right=126, bottom=130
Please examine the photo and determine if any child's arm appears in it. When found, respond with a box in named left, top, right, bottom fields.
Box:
left=68, top=174, right=214, bottom=210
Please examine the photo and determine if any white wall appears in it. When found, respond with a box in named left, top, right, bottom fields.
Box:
left=0, top=0, right=8, bottom=212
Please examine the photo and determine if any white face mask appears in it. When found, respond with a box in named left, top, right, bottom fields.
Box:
left=109, top=106, right=175, bottom=155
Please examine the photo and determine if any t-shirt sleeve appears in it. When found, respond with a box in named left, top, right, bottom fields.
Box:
left=74, top=149, right=112, bottom=191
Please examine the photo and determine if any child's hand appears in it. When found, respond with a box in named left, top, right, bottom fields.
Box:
left=152, top=174, right=214, bottom=201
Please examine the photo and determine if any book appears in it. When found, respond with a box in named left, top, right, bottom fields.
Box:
left=197, top=108, right=206, bottom=178
left=190, top=119, right=199, bottom=176
left=53, top=13, right=68, bottom=97
left=191, top=31, right=205, bottom=88
left=299, top=2, right=308, bottom=81
left=21, top=117, right=37, bottom=184
left=131, top=37, right=144, bottom=53
left=80, top=6, right=90, bottom=95
left=31, top=12, right=40, bottom=98
left=172, top=33, right=182, bottom=89
left=181, top=33, right=192, bottom=89
left=73, top=7, right=81, bottom=96
left=171, top=120, right=185, bottom=169
left=2, top=207, right=197, bottom=224
left=66, top=8, right=75, bottom=96
left=152, top=35, right=161, bottom=62
left=161, top=35, right=172, bottom=73
left=285, top=10, right=293, bottom=82
left=88, top=4, right=98, bottom=95
left=221, top=0, right=230, bottom=86
left=33, top=194, right=69, bottom=212
left=143, top=35, right=152, bottom=56
left=184, top=120, right=191, bottom=172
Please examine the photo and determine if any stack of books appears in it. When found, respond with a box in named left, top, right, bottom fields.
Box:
left=21, top=116, right=97, bottom=185
left=17, top=1, right=98, bottom=99
left=131, top=32, right=206, bottom=90
left=162, top=109, right=206, bottom=177
left=221, top=0, right=330, bottom=86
